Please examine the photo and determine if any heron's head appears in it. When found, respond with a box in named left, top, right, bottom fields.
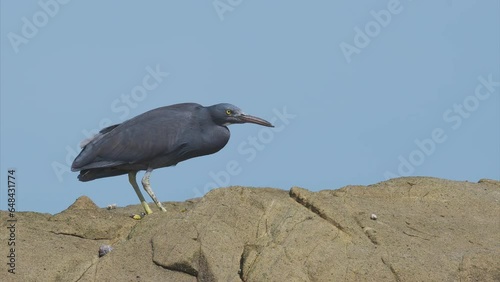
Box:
left=208, top=103, right=274, bottom=127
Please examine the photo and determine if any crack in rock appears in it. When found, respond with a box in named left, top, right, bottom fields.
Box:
left=153, top=261, right=198, bottom=277
left=151, top=237, right=199, bottom=278
left=239, top=244, right=263, bottom=281
left=402, top=231, right=430, bottom=241
left=75, top=258, right=98, bottom=282
left=289, top=188, right=349, bottom=235
left=363, top=227, right=379, bottom=245
left=49, top=231, right=108, bottom=240
left=354, top=215, right=379, bottom=245
left=197, top=250, right=216, bottom=282
left=238, top=248, right=246, bottom=282
left=381, top=257, right=401, bottom=282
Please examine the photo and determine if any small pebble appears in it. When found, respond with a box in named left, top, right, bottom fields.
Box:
left=370, top=214, right=378, bottom=220
left=99, top=245, right=113, bottom=257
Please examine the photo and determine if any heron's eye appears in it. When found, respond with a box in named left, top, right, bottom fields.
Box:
left=226, top=109, right=232, bottom=115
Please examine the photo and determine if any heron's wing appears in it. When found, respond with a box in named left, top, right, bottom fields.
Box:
left=99, top=124, right=120, bottom=134
left=72, top=104, right=201, bottom=171
left=79, top=124, right=121, bottom=148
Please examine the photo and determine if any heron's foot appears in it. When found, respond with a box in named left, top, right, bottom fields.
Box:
left=156, top=202, right=167, bottom=212
left=141, top=202, right=154, bottom=215
left=130, top=212, right=147, bottom=220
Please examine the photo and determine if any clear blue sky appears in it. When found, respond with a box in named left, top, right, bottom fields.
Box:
left=1, top=1, right=499, bottom=214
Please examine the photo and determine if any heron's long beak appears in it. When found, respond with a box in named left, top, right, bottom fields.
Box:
left=238, top=114, right=274, bottom=127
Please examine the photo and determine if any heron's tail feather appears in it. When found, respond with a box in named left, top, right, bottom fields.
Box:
left=78, top=168, right=129, bottom=182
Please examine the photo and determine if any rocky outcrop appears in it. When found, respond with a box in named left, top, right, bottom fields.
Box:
left=1, top=177, right=499, bottom=281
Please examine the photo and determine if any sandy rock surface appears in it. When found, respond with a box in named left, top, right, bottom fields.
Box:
left=1, top=177, right=499, bottom=281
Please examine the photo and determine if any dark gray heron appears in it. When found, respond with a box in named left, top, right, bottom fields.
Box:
left=71, top=103, right=274, bottom=214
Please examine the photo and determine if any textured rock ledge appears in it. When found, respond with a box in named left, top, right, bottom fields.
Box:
left=0, top=177, right=499, bottom=281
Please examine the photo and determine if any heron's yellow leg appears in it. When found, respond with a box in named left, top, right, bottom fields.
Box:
left=128, top=171, right=153, bottom=214
left=142, top=168, right=167, bottom=212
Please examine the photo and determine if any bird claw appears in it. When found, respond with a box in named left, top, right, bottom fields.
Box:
left=130, top=212, right=147, bottom=220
